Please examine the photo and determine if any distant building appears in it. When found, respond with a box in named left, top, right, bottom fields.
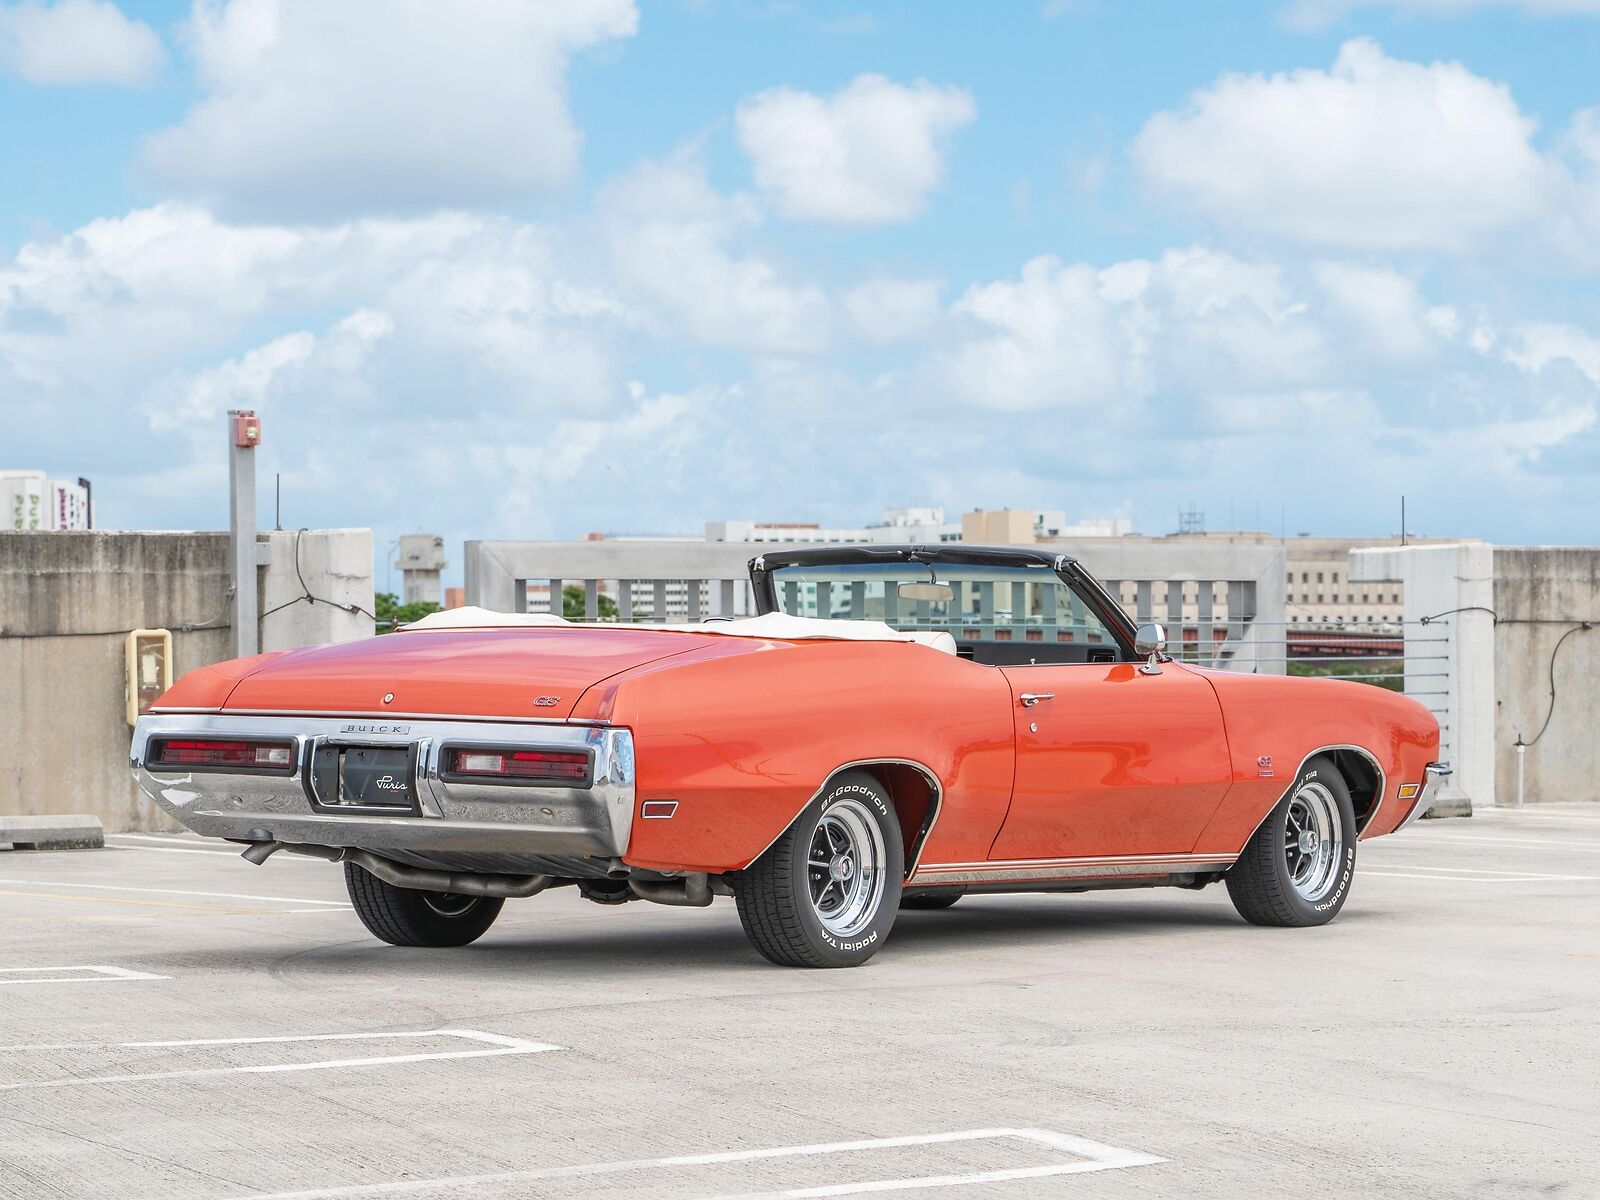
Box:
left=961, top=508, right=1133, bottom=543
left=1038, top=528, right=1473, bottom=630
left=706, top=506, right=960, bottom=545
left=394, top=534, right=446, bottom=606
left=1, top=470, right=91, bottom=530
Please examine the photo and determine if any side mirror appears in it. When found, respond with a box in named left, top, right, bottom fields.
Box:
left=1134, top=622, right=1167, bottom=675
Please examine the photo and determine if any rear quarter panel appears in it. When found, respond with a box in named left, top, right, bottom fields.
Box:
left=575, top=640, right=1016, bottom=873
left=1191, top=671, right=1440, bottom=856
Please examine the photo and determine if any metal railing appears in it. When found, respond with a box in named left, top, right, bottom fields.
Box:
left=1193, top=618, right=1455, bottom=766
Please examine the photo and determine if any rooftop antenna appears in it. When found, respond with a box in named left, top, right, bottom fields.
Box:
left=1178, top=504, right=1205, bottom=535
left=274, top=473, right=283, bottom=531
left=1401, top=495, right=1407, bottom=546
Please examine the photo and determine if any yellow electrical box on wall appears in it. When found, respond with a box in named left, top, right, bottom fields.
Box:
left=125, top=629, right=172, bottom=726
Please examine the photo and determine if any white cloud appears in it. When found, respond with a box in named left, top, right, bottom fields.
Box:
left=0, top=0, right=163, bottom=86
left=1281, top=0, right=1600, bottom=32
left=142, top=0, right=638, bottom=220
left=1313, top=263, right=1439, bottom=361
left=735, top=73, right=975, bottom=224
left=1134, top=39, right=1561, bottom=253
left=1501, top=321, right=1600, bottom=386
left=5, top=183, right=1598, bottom=552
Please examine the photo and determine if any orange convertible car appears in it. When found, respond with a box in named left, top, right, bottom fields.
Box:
left=132, top=545, right=1448, bottom=967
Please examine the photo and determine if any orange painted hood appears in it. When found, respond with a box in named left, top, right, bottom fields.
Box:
left=214, top=627, right=725, bottom=720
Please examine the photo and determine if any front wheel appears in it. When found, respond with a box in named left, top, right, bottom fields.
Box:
left=1226, top=756, right=1357, bottom=927
left=735, top=771, right=904, bottom=967
left=344, top=863, right=504, bottom=947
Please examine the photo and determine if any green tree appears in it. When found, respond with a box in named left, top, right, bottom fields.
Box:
left=374, top=591, right=441, bottom=634
left=562, top=585, right=618, bottom=620
left=1287, top=658, right=1402, bottom=692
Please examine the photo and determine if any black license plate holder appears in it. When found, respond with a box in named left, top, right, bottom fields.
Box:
left=311, top=744, right=417, bottom=811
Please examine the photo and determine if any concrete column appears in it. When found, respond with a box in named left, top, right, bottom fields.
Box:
left=1352, top=543, right=1493, bottom=810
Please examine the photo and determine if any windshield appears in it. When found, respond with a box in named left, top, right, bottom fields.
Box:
left=766, top=561, right=1126, bottom=665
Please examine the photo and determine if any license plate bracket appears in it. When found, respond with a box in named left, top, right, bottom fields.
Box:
left=309, top=743, right=417, bottom=811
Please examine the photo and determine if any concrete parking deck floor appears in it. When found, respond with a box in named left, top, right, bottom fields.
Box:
left=1, top=807, right=1596, bottom=1199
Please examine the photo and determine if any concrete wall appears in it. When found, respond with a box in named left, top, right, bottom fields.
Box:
left=259, top=528, right=375, bottom=651
left=1352, top=543, right=1598, bottom=808
left=1493, top=548, right=1599, bottom=806
left=1, top=529, right=373, bottom=832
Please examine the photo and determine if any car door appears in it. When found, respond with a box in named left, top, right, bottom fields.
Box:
left=988, top=659, right=1234, bottom=862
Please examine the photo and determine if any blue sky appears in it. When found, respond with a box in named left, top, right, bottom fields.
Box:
left=3, top=0, right=1598, bottom=575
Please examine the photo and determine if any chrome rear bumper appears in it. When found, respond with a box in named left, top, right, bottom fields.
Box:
left=1397, top=761, right=1452, bottom=830
left=130, top=714, right=635, bottom=858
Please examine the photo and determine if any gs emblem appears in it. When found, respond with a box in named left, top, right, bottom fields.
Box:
left=533, top=696, right=562, bottom=707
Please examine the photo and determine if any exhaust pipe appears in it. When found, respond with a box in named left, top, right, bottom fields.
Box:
left=239, top=839, right=553, bottom=899
left=628, top=872, right=713, bottom=907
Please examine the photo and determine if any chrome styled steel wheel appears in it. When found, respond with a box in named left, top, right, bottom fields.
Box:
left=736, top=770, right=905, bottom=967
left=807, top=798, right=888, bottom=939
left=1226, top=754, right=1358, bottom=928
left=1283, top=781, right=1344, bottom=903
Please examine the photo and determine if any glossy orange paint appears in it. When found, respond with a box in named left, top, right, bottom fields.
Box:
left=989, top=662, right=1232, bottom=860
left=151, top=622, right=1440, bottom=878
left=167, top=628, right=715, bottom=721
left=1189, top=669, right=1439, bottom=854
left=592, top=638, right=1016, bottom=873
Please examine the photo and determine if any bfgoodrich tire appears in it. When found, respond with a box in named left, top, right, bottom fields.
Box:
left=1226, top=755, right=1357, bottom=928
left=344, top=863, right=504, bottom=947
left=736, top=771, right=904, bottom=967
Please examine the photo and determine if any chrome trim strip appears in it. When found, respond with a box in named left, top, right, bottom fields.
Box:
left=1397, top=762, right=1452, bottom=831
left=130, top=713, right=635, bottom=859
left=912, top=853, right=1236, bottom=887
left=148, top=706, right=611, bottom=727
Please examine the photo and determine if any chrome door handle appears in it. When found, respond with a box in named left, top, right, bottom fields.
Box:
left=1019, top=693, right=1055, bottom=707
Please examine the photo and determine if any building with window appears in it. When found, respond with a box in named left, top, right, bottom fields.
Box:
left=1157, top=531, right=1471, bottom=629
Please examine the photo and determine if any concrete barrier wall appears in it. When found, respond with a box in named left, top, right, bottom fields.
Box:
left=1353, top=543, right=1598, bottom=808
left=1493, top=549, right=1600, bottom=806
left=1, top=529, right=373, bottom=832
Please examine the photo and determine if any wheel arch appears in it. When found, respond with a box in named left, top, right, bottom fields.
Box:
left=1323, top=746, right=1385, bottom=834
left=1234, top=743, right=1386, bottom=851
left=756, top=758, right=943, bottom=879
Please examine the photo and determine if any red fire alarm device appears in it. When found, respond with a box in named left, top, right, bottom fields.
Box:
left=232, top=411, right=262, bottom=447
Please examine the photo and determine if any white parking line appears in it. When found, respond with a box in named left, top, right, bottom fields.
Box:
left=1397, top=834, right=1600, bottom=851
left=0, top=878, right=346, bottom=906
left=0, top=965, right=169, bottom=986
left=235, top=1128, right=1165, bottom=1199
left=0, top=1029, right=558, bottom=1092
left=1364, top=869, right=1598, bottom=883
left=105, top=835, right=323, bottom=861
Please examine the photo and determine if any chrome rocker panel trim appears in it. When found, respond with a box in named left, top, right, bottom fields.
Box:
left=130, top=713, right=635, bottom=858
left=910, top=852, right=1236, bottom=887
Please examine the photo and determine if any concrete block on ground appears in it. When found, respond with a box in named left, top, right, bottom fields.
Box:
left=0, top=814, right=105, bottom=850
left=1422, top=792, right=1473, bottom=819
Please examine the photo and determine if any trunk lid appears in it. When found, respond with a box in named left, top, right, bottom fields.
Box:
left=219, top=627, right=718, bottom=720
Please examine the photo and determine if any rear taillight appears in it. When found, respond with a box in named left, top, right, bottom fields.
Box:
left=150, top=738, right=294, bottom=773
left=447, top=747, right=589, bottom=783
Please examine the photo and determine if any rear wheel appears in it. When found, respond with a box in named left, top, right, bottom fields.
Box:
left=736, top=771, right=904, bottom=967
left=344, top=862, right=504, bottom=947
left=1226, top=756, right=1357, bottom=927
left=901, top=888, right=964, bottom=910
